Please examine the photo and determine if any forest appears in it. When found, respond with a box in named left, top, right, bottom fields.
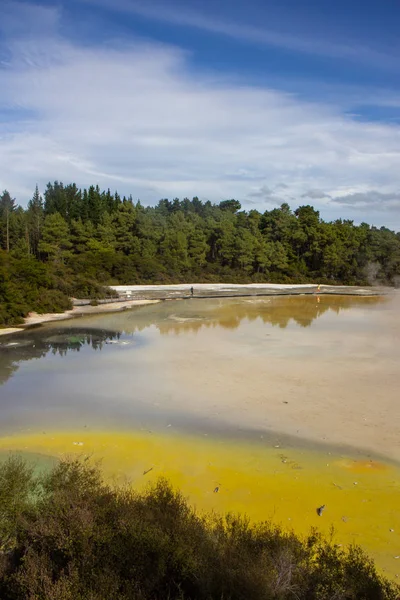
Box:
left=1, top=182, right=400, bottom=325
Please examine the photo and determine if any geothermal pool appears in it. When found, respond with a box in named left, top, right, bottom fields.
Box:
left=1, top=294, right=400, bottom=576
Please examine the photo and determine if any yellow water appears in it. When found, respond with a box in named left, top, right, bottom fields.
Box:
left=1, top=429, right=400, bottom=579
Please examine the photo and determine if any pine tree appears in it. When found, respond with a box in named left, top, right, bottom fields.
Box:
left=44, top=181, right=67, bottom=217
left=27, top=185, right=44, bottom=257
left=0, top=190, right=16, bottom=252
left=38, top=213, right=72, bottom=263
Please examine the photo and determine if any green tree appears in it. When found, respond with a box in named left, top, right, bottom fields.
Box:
left=0, top=190, right=16, bottom=252
left=70, top=218, right=96, bottom=254
left=159, top=213, right=190, bottom=274
left=88, top=185, right=104, bottom=225
left=27, top=185, right=44, bottom=257
left=216, top=214, right=237, bottom=266
left=8, top=207, right=28, bottom=257
left=44, top=181, right=66, bottom=217
left=38, top=213, right=71, bottom=263
left=188, top=227, right=209, bottom=269
left=219, top=199, right=242, bottom=213
left=234, top=227, right=255, bottom=272
left=112, top=201, right=138, bottom=255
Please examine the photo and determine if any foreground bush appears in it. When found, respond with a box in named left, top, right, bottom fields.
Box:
left=0, top=253, right=73, bottom=326
left=0, top=457, right=397, bottom=600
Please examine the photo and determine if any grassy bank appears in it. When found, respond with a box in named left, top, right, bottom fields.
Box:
left=0, top=456, right=398, bottom=600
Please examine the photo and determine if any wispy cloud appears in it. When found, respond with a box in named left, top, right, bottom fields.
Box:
left=249, top=185, right=294, bottom=207
left=78, top=0, right=400, bottom=70
left=1, top=2, right=400, bottom=228
left=330, top=191, right=400, bottom=211
left=302, top=189, right=332, bottom=200
left=0, top=1, right=61, bottom=36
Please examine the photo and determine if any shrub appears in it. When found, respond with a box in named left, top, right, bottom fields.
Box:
left=33, top=288, right=73, bottom=314
left=70, top=276, right=119, bottom=300
left=0, top=457, right=397, bottom=600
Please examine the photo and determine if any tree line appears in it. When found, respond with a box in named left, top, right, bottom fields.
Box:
left=1, top=182, right=400, bottom=325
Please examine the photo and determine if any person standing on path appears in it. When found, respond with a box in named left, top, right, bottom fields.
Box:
left=190, top=287, right=194, bottom=297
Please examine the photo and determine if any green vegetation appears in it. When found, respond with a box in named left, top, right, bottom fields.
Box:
left=0, top=457, right=397, bottom=600
left=2, top=182, right=400, bottom=325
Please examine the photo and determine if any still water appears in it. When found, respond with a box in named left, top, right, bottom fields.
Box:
left=1, top=295, right=400, bottom=576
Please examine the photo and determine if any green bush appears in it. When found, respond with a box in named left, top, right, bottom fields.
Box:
left=0, top=457, right=397, bottom=600
left=0, top=252, right=72, bottom=325
left=33, top=288, right=72, bottom=314
left=69, top=276, right=119, bottom=300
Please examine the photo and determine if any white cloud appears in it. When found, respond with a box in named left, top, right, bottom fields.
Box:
left=1, top=2, right=400, bottom=228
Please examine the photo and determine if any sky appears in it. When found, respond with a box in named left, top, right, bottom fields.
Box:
left=1, top=0, right=400, bottom=228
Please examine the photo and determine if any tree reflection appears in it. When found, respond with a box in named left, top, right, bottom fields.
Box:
left=89, top=295, right=384, bottom=338
left=155, top=295, right=384, bottom=335
left=0, top=328, right=121, bottom=384
left=0, top=295, right=385, bottom=384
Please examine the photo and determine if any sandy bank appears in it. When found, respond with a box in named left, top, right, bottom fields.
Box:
left=0, top=283, right=389, bottom=337
left=0, top=299, right=160, bottom=337
left=0, top=327, right=24, bottom=336
left=111, top=282, right=388, bottom=300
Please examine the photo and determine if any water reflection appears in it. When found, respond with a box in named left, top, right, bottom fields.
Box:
left=0, top=329, right=122, bottom=385
left=0, top=294, right=398, bottom=464
left=0, top=295, right=385, bottom=386
left=87, top=294, right=382, bottom=337
left=156, top=295, right=384, bottom=334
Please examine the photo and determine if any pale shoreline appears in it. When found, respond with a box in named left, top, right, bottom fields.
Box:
left=0, top=299, right=160, bottom=337
left=0, top=282, right=389, bottom=337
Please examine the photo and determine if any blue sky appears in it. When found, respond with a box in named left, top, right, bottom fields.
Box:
left=1, top=0, right=400, bottom=228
